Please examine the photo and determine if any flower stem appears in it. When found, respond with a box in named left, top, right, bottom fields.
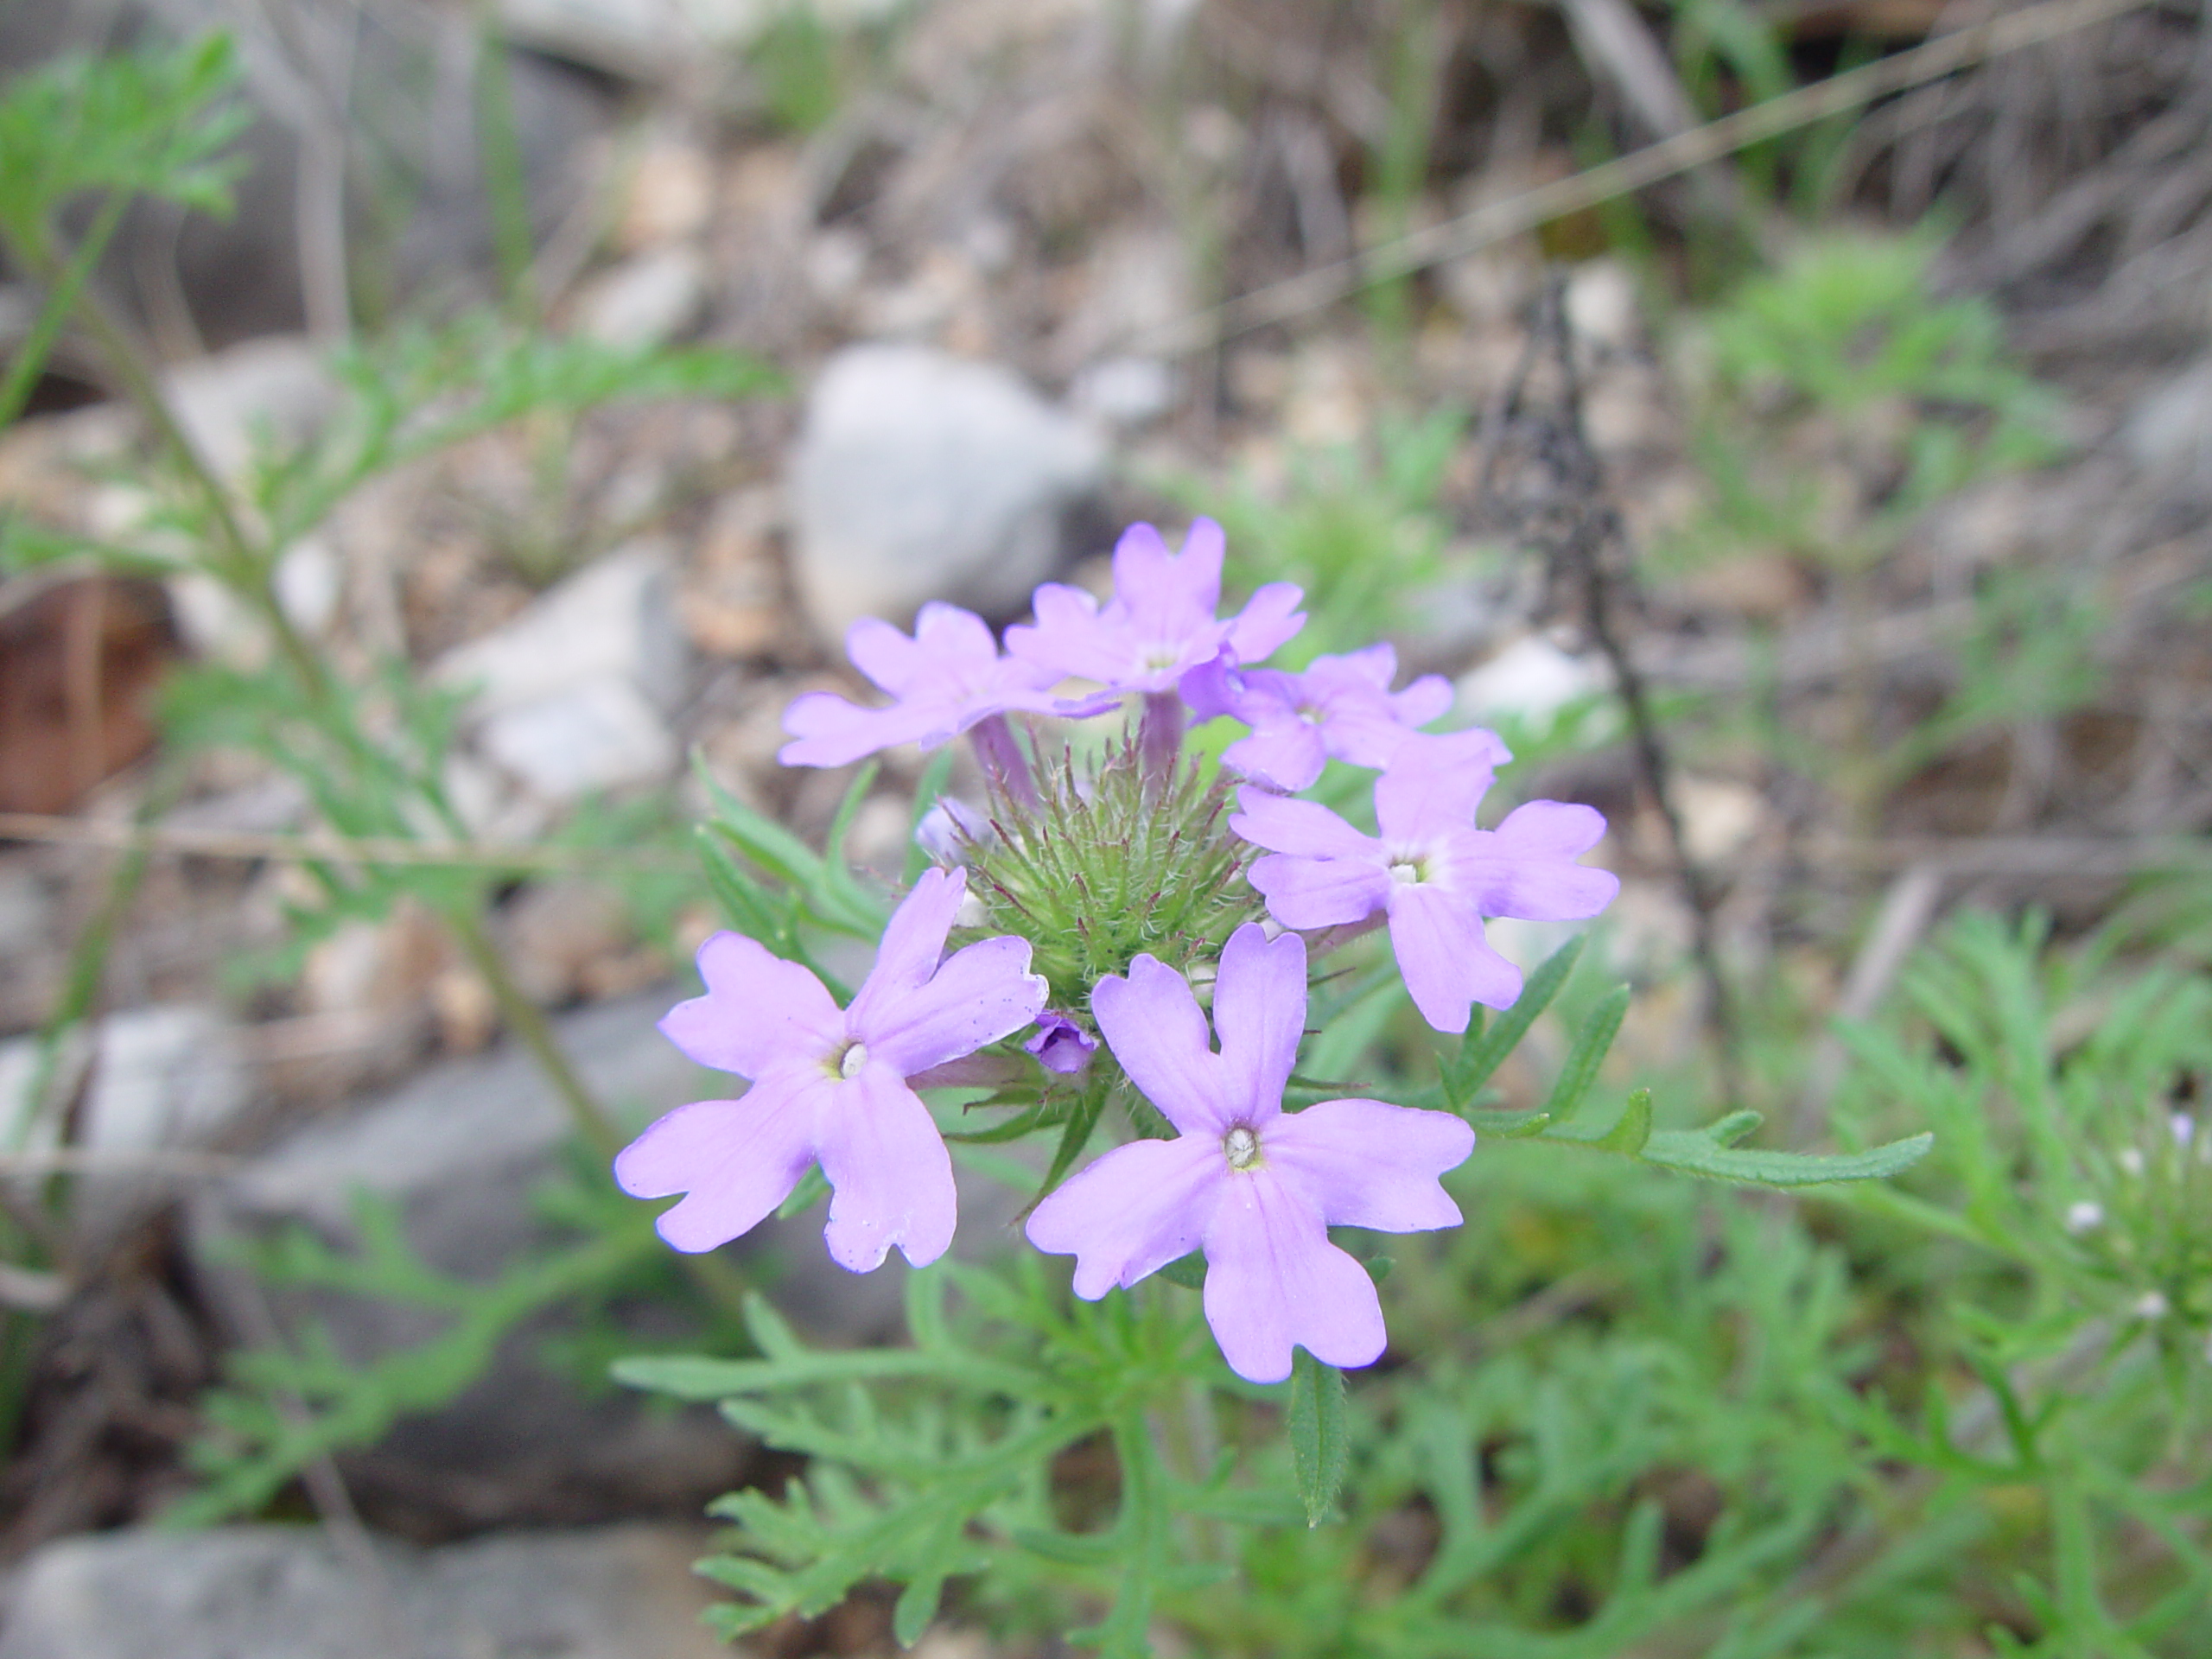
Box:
left=445, top=907, right=747, bottom=1317
left=1137, top=691, right=1183, bottom=787
left=969, top=714, right=1039, bottom=811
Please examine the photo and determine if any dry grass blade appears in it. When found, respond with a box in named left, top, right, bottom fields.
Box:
left=1129, top=0, right=2153, bottom=355
left=0, top=812, right=693, bottom=873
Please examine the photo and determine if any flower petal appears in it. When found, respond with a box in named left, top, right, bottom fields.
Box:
left=779, top=690, right=958, bottom=768
left=613, top=1066, right=830, bottom=1253
left=847, top=868, right=963, bottom=1028
left=1386, top=883, right=1522, bottom=1033
left=842, top=614, right=930, bottom=695
left=1005, top=583, right=1123, bottom=684
left=1457, top=803, right=1621, bottom=920
left=816, top=1061, right=958, bottom=1270
left=1373, top=728, right=1511, bottom=841
left=1201, top=1174, right=1387, bottom=1383
left=658, top=933, right=842, bottom=1078
left=1116, top=520, right=1213, bottom=639
left=1223, top=581, right=1306, bottom=666
left=1211, top=924, right=1305, bottom=1125
left=909, top=601, right=1003, bottom=674
left=1025, top=1135, right=1224, bottom=1299
left=1267, top=1097, right=1473, bottom=1232
left=1222, top=721, right=1327, bottom=792
left=862, top=935, right=1047, bottom=1077
left=1092, top=954, right=1230, bottom=1136
left=1230, top=791, right=1379, bottom=861
left=1246, top=853, right=1390, bottom=931
left=1389, top=672, right=1456, bottom=729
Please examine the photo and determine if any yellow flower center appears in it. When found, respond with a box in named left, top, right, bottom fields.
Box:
left=1223, top=1125, right=1262, bottom=1170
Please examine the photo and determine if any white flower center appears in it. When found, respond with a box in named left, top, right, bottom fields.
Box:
left=838, top=1042, right=870, bottom=1080
left=1223, top=1125, right=1262, bottom=1170
left=1388, top=859, right=1422, bottom=886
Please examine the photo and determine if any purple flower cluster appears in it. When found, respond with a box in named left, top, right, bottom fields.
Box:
left=619, top=517, right=1620, bottom=1382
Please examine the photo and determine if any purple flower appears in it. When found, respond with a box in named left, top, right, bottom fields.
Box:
left=1230, top=731, right=1620, bottom=1034
left=616, top=868, right=1046, bottom=1269
left=1183, top=642, right=1456, bottom=792
left=1024, top=1011, right=1099, bottom=1075
left=779, top=602, right=1078, bottom=769
left=1005, top=519, right=1305, bottom=698
left=1025, top=925, right=1475, bottom=1383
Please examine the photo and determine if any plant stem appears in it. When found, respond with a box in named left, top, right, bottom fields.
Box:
left=442, top=906, right=749, bottom=1318
left=472, top=1, right=539, bottom=322
left=0, top=188, right=130, bottom=429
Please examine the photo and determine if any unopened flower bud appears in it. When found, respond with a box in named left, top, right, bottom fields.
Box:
left=1023, top=1012, right=1098, bottom=1076
left=2063, top=1200, right=2104, bottom=1235
left=2117, top=1147, right=2146, bottom=1178
left=2133, top=1290, right=2170, bottom=1320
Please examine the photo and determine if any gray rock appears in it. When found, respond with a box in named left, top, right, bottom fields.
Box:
left=0, top=1006, right=251, bottom=1251
left=435, top=543, right=687, bottom=802
left=185, top=986, right=921, bottom=1532
left=160, top=337, right=337, bottom=482
left=0, top=1523, right=731, bottom=1659
left=571, top=247, right=708, bottom=346
left=790, top=344, right=1106, bottom=639
left=2122, top=358, right=2212, bottom=477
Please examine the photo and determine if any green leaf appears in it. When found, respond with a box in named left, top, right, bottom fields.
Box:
left=1287, top=1349, right=1349, bottom=1528
left=1156, top=1251, right=1206, bottom=1290
left=690, top=750, right=828, bottom=888
left=1636, top=1122, right=1936, bottom=1187
left=776, top=1163, right=830, bottom=1219
left=1443, top=934, right=1584, bottom=1108
left=814, top=762, right=890, bottom=936
left=1463, top=1107, right=1556, bottom=1138
left=893, top=1573, right=946, bottom=1646
left=1594, top=1087, right=1654, bottom=1154
left=1541, top=983, right=1629, bottom=1125
left=1013, top=1527, right=1122, bottom=1567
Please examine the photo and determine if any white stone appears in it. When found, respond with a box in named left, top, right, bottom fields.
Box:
left=478, top=675, right=679, bottom=798
left=437, top=543, right=684, bottom=715
left=790, top=344, right=1106, bottom=638
left=1565, top=259, right=1640, bottom=353
left=572, top=245, right=708, bottom=346
left=1675, top=775, right=1765, bottom=862
left=161, top=336, right=337, bottom=482
left=0, top=1524, right=730, bottom=1659
left=1456, top=634, right=1610, bottom=726
left=1071, top=356, right=1175, bottom=429
left=164, top=534, right=340, bottom=667
left=435, top=543, right=687, bottom=801
left=0, top=1006, right=250, bottom=1244
left=2121, top=358, right=2212, bottom=476
left=614, top=138, right=715, bottom=251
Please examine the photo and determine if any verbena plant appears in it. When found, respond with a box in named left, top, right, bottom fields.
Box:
left=609, top=519, right=1928, bottom=1650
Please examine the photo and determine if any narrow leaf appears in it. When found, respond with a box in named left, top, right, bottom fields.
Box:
left=1287, top=1349, right=1349, bottom=1528
left=1156, top=1251, right=1205, bottom=1291
left=1594, top=1087, right=1653, bottom=1154
left=813, top=762, right=889, bottom=935
left=1636, top=1128, right=1936, bottom=1187
left=1445, top=934, right=1585, bottom=1108
left=1541, top=983, right=1630, bottom=1125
